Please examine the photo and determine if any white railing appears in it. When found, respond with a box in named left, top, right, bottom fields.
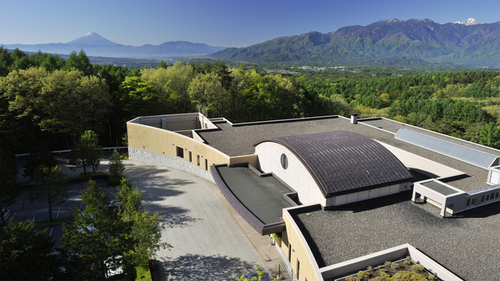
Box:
left=15, top=146, right=127, bottom=158
left=273, top=237, right=297, bottom=280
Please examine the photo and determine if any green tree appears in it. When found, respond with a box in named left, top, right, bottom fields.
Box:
left=64, top=50, right=93, bottom=76
left=0, top=67, right=50, bottom=153
left=23, top=145, right=57, bottom=181
left=157, top=60, right=168, bottom=69
left=117, top=178, right=171, bottom=271
left=29, top=165, right=68, bottom=222
left=0, top=220, right=62, bottom=280
left=474, top=122, right=500, bottom=148
left=0, top=149, right=20, bottom=226
left=40, top=69, right=111, bottom=139
left=0, top=46, right=13, bottom=76
left=109, top=149, right=125, bottom=177
left=109, top=149, right=125, bottom=186
left=141, top=61, right=195, bottom=113
left=237, top=267, right=275, bottom=281
left=188, top=72, right=231, bottom=117
left=62, top=179, right=123, bottom=280
left=118, top=76, right=159, bottom=121
left=68, top=130, right=103, bottom=178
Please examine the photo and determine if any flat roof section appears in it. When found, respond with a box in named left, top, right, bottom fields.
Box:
left=396, top=129, right=499, bottom=169
left=217, top=166, right=294, bottom=223
left=361, top=118, right=500, bottom=156
left=421, top=181, right=460, bottom=196
left=198, top=116, right=494, bottom=191
left=291, top=192, right=500, bottom=281
left=211, top=165, right=295, bottom=235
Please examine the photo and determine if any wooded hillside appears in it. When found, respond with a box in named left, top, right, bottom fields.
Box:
left=1, top=47, right=499, bottom=155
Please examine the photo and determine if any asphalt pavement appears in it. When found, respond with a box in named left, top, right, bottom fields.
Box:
left=8, top=157, right=288, bottom=281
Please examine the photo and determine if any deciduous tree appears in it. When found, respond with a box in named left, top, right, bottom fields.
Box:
left=0, top=220, right=61, bottom=280
left=117, top=178, right=171, bottom=271
left=62, top=179, right=123, bottom=280
left=68, top=130, right=103, bottom=178
left=0, top=149, right=20, bottom=226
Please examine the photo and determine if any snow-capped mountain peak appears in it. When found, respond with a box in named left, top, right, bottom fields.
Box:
left=454, top=18, right=483, bottom=26
left=67, top=32, right=119, bottom=46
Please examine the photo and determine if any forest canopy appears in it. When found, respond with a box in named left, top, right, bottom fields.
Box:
left=1, top=47, right=500, bottom=154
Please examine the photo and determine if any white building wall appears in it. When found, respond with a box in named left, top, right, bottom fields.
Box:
left=327, top=183, right=405, bottom=206
left=256, top=142, right=325, bottom=205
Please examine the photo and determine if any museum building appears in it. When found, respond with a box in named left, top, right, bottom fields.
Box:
left=127, top=112, right=500, bottom=281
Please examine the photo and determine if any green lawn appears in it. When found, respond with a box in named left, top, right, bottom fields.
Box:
left=135, top=265, right=152, bottom=281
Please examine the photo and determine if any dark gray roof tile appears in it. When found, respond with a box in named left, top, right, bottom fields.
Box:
left=255, top=131, right=414, bottom=197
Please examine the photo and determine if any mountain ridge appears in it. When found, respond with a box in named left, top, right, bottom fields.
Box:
left=211, top=18, right=500, bottom=67
left=1, top=32, right=226, bottom=57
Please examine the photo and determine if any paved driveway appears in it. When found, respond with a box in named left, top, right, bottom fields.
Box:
left=123, top=161, right=279, bottom=281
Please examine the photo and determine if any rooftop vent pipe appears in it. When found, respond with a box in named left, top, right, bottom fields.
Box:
left=351, top=113, right=358, bottom=124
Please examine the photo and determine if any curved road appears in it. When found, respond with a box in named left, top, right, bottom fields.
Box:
left=123, top=161, right=282, bottom=281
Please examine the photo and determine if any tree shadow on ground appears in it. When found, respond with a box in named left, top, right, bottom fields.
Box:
left=156, top=206, right=203, bottom=228
left=159, top=254, right=258, bottom=281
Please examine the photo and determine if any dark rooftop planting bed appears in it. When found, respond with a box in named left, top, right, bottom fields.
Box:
left=336, top=257, right=440, bottom=281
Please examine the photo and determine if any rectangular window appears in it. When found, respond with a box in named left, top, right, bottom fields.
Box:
left=486, top=194, right=490, bottom=201
left=288, top=244, right=292, bottom=262
left=176, top=146, right=184, bottom=158
left=296, top=259, right=300, bottom=279
left=189, top=151, right=192, bottom=162
left=466, top=199, right=471, bottom=206
left=481, top=195, right=485, bottom=202
left=205, top=159, right=208, bottom=170
left=197, top=155, right=200, bottom=166
left=496, top=192, right=499, bottom=199
left=471, top=198, right=476, bottom=205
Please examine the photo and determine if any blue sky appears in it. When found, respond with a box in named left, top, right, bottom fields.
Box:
left=1, top=0, right=498, bottom=47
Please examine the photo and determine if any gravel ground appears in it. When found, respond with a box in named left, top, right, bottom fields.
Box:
left=295, top=192, right=500, bottom=281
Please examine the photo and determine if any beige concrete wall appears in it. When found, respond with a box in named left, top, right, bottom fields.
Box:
left=327, top=183, right=409, bottom=206
left=282, top=207, right=322, bottom=281
left=127, top=122, right=230, bottom=170
left=229, top=154, right=259, bottom=168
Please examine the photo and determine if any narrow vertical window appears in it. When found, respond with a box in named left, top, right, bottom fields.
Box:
left=288, top=243, right=292, bottom=262
left=296, top=259, right=300, bottom=279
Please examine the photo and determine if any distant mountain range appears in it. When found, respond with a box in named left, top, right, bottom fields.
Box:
left=3, top=18, right=499, bottom=67
left=211, top=18, right=500, bottom=67
left=1, top=32, right=226, bottom=57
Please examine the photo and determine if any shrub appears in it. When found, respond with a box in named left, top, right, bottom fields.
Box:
left=357, top=270, right=369, bottom=278
left=412, top=264, right=425, bottom=272
left=391, top=262, right=400, bottom=270
left=109, top=149, right=125, bottom=177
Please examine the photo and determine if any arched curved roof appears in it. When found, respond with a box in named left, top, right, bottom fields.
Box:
left=254, top=131, right=414, bottom=197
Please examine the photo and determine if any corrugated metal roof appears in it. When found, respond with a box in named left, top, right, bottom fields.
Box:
left=395, top=129, right=499, bottom=169
left=255, top=131, right=414, bottom=197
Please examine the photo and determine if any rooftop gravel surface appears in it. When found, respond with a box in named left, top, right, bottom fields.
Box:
left=294, top=192, right=500, bottom=281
